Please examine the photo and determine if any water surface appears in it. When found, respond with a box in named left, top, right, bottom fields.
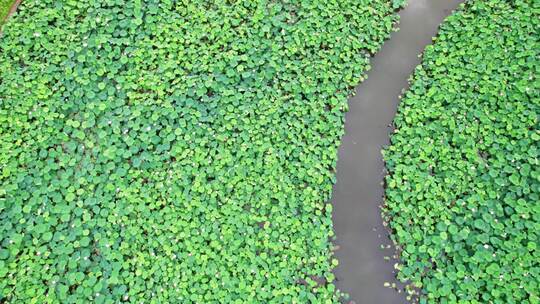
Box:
left=331, top=0, right=464, bottom=302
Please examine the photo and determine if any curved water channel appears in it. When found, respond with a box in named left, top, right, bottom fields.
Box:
left=331, top=0, right=464, bottom=303
left=2, top=0, right=466, bottom=302
left=4, top=0, right=21, bottom=21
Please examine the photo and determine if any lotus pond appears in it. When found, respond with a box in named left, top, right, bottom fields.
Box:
left=0, top=0, right=404, bottom=302
left=0, top=0, right=538, bottom=303
left=384, top=0, right=539, bottom=302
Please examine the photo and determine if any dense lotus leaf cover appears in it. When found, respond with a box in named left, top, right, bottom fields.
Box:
left=384, top=0, right=539, bottom=303
left=0, top=0, right=404, bottom=302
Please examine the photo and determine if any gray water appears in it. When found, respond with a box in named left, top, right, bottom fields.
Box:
left=331, top=0, right=465, bottom=303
